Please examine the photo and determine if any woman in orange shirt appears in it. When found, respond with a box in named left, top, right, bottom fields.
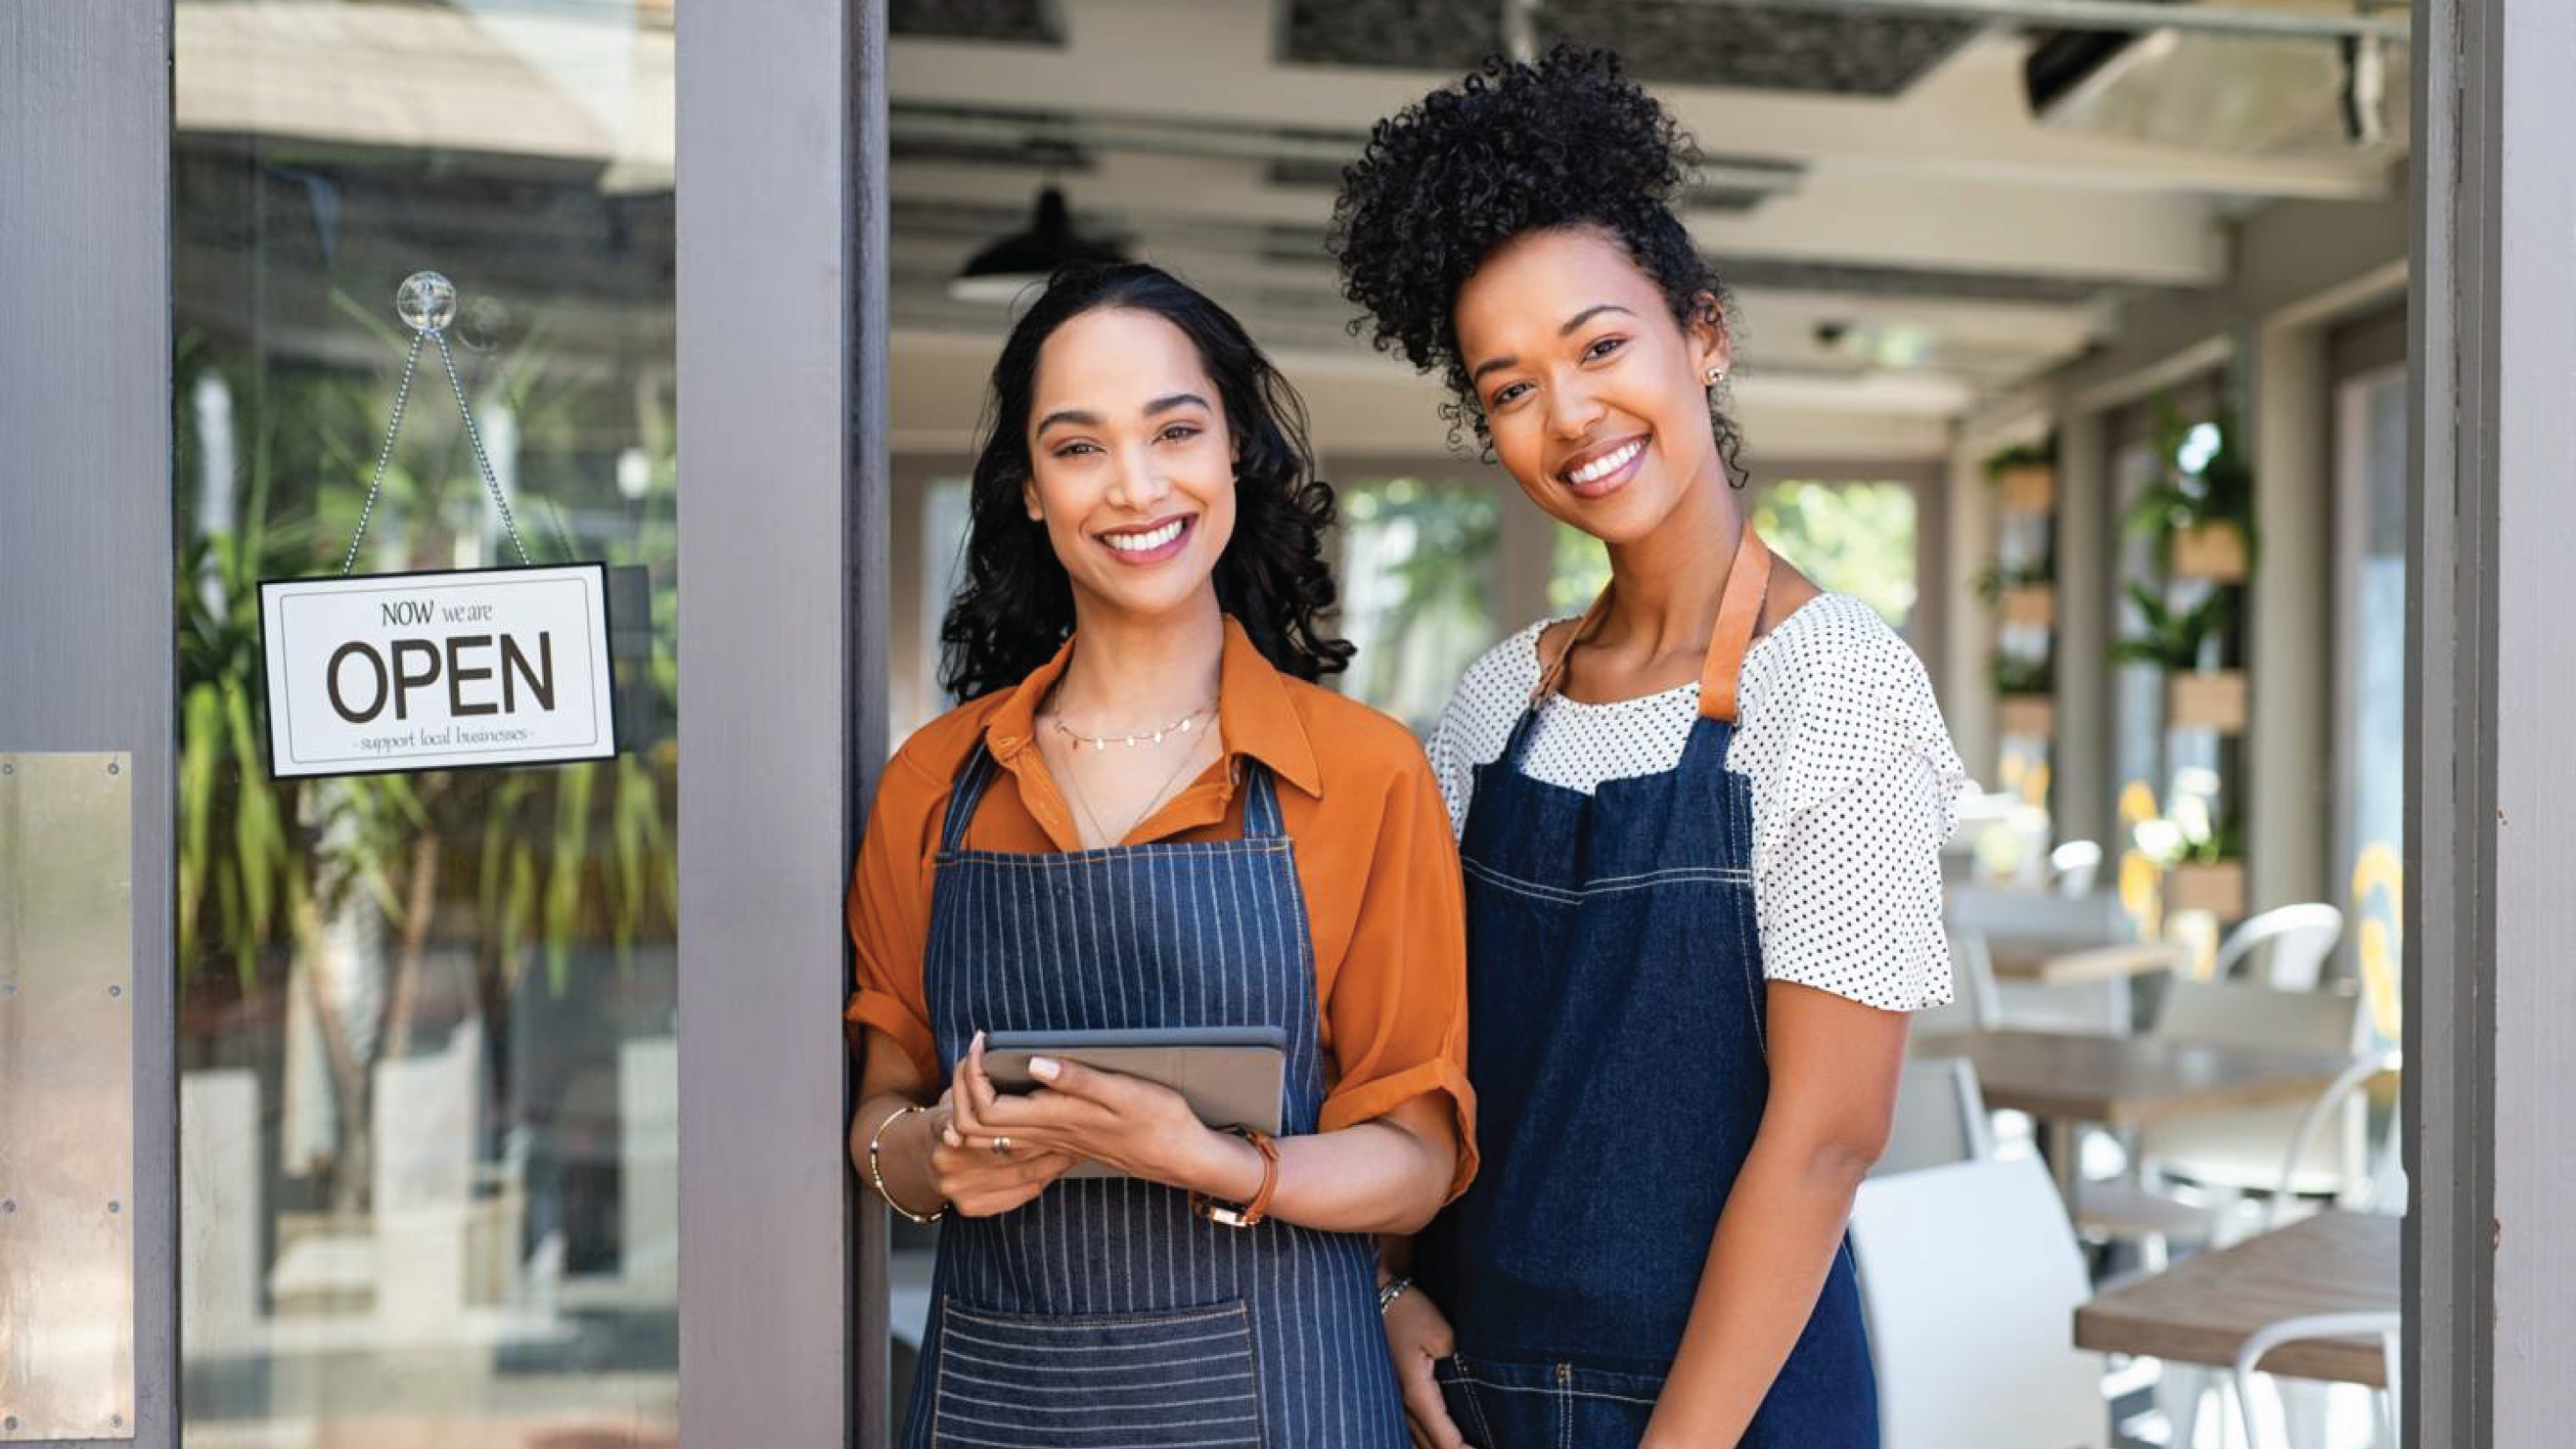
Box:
left=845, top=262, right=1473, bottom=1448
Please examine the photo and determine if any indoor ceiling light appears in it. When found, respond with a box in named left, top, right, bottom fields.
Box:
left=950, top=186, right=1127, bottom=304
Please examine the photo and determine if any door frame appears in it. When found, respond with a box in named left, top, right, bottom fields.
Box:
left=2404, top=0, right=2576, bottom=1439
left=674, top=0, right=888, bottom=1444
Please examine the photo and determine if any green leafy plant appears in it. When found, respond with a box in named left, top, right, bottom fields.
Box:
left=2126, top=398, right=2257, bottom=560
left=1974, top=560, right=2054, bottom=604
left=2182, top=814, right=2247, bottom=866
left=1983, top=441, right=2054, bottom=480
left=2108, top=582, right=2235, bottom=672
left=1990, top=652, right=2054, bottom=696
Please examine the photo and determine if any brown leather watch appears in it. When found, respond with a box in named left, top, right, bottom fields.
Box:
left=1190, top=1125, right=1280, bottom=1228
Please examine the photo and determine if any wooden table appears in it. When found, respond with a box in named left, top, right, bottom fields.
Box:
left=1986, top=940, right=2191, bottom=986
left=1913, top=1028, right=2359, bottom=1199
left=2075, top=1211, right=2398, bottom=1385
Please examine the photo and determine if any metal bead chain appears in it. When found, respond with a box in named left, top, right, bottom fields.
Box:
left=340, top=331, right=427, bottom=576
left=434, top=328, right=532, bottom=567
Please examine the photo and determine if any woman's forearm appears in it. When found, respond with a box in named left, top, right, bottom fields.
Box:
left=1640, top=1128, right=1874, bottom=1448
left=852, top=1087, right=944, bottom=1217
left=1178, top=1099, right=1456, bottom=1238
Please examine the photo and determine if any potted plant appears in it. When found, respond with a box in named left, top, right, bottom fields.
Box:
left=2137, top=792, right=2248, bottom=919
left=1992, top=652, right=2056, bottom=738
left=2110, top=583, right=2245, bottom=733
left=1985, top=441, right=2056, bottom=514
left=2129, top=402, right=2256, bottom=582
left=1977, top=560, right=2056, bottom=629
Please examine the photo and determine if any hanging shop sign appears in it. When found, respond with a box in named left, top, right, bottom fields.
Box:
left=257, top=271, right=618, bottom=779
left=260, top=563, right=617, bottom=779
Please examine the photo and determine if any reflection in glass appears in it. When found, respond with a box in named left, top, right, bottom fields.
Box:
left=174, top=3, right=679, bottom=1444
left=2337, top=367, right=2406, bottom=1036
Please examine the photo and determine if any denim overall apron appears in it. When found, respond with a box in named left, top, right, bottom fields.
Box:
left=897, top=743, right=1412, bottom=1449
left=1413, top=531, right=1877, bottom=1446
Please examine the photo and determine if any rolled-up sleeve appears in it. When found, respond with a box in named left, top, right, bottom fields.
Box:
left=1756, top=749, right=1958, bottom=1013
left=845, top=755, right=943, bottom=1087
left=1315, top=753, right=1479, bottom=1203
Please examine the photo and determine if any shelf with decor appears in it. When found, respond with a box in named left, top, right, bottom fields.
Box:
left=2118, top=399, right=2256, bottom=931
left=1988, top=443, right=2057, bottom=516
left=1980, top=438, right=2061, bottom=881
left=1992, top=654, right=2058, bottom=741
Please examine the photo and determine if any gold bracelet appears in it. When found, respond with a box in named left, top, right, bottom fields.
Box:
left=868, top=1102, right=948, bottom=1225
left=1190, top=1125, right=1280, bottom=1229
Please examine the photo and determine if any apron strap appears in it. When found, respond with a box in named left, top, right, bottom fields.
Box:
left=1238, top=760, right=1286, bottom=840
left=1523, top=526, right=1775, bottom=726
left=938, top=742, right=1004, bottom=853
left=1697, top=528, right=1773, bottom=724
left=1526, top=588, right=1616, bottom=710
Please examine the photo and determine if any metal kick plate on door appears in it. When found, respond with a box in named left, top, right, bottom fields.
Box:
left=0, top=753, right=136, bottom=1440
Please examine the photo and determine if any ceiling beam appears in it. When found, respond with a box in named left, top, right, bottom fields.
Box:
left=1628, top=0, right=2411, bottom=44
left=888, top=1, right=2393, bottom=201
left=888, top=150, right=2226, bottom=285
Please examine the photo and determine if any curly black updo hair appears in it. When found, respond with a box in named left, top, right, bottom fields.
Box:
left=1329, top=44, right=1745, bottom=482
left=938, top=262, right=1354, bottom=703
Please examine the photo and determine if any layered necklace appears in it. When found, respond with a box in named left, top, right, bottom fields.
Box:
left=1040, top=693, right=1222, bottom=848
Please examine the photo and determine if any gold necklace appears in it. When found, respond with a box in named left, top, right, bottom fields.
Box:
left=1044, top=697, right=1218, bottom=752
left=1056, top=726, right=1217, bottom=849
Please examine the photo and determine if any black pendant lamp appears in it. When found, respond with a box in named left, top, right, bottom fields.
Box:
left=950, top=187, right=1127, bottom=304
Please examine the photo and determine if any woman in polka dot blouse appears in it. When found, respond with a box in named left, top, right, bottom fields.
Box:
left=1332, top=47, right=1968, bottom=1449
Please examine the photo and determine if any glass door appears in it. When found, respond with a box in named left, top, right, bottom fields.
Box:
left=173, top=4, right=681, bottom=1442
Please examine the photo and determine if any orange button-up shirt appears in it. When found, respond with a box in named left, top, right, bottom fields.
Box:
left=846, top=618, right=1477, bottom=1197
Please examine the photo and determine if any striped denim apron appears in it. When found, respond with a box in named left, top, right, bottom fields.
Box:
left=897, top=743, right=1412, bottom=1449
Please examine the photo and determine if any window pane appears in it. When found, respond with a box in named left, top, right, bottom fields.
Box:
left=1337, top=478, right=1501, bottom=734
left=175, top=4, right=680, bottom=1443
left=1547, top=479, right=1919, bottom=631
left=2339, top=366, right=2407, bottom=1036
left=1750, top=480, right=1918, bottom=632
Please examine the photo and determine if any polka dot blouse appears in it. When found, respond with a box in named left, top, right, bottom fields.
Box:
left=1427, top=593, right=1969, bottom=1014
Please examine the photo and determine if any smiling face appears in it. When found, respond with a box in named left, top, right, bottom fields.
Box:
left=1021, top=305, right=1238, bottom=627
left=1451, top=225, right=1728, bottom=545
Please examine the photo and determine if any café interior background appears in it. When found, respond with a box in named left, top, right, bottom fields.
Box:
left=161, top=1, right=2407, bottom=1445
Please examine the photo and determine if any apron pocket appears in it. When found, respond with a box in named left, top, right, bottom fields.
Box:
left=930, top=1296, right=1264, bottom=1447
left=1562, top=1363, right=1662, bottom=1446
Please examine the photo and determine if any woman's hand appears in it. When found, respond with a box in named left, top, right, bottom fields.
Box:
left=947, top=1031, right=1246, bottom=1195
left=910, top=1092, right=1082, bottom=1218
left=1383, top=1284, right=1472, bottom=1449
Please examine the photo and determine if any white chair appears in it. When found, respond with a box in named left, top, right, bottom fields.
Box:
left=2144, top=980, right=2374, bottom=1199
left=1937, top=922, right=2135, bottom=1036
left=2216, top=904, right=2346, bottom=991
left=1873, top=1056, right=1994, bottom=1177
left=1913, top=925, right=2004, bottom=1035
left=1851, top=1158, right=2106, bottom=1449
left=2082, top=1049, right=2398, bottom=1297
left=2234, top=1311, right=2402, bottom=1449
left=2261, top=1050, right=2404, bottom=1229
left=2080, top=986, right=2375, bottom=1255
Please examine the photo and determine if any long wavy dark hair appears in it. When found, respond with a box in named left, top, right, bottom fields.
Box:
left=938, top=263, right=1354, bottom=702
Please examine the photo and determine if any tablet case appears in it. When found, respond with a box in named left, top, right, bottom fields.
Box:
left=982, top=1026, right=1288, bottom=1181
